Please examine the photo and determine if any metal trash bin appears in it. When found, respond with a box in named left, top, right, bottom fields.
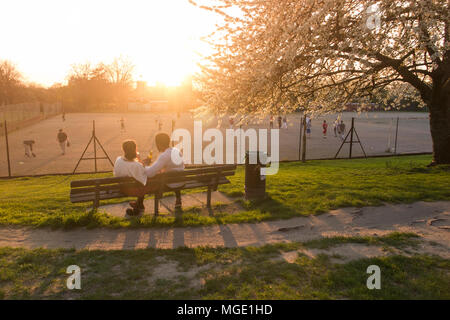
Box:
left=245, top=151, right=267, bottom=200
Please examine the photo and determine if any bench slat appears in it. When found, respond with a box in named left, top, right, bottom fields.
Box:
left=70, top=165, right=237, bottom=188
left=71, top=171, right=235, bottom=190
left=70, top=177, right=230, bottom=203
left=70, top=183, right=139, bottom=195
left=180, top=177, right=230, bottom=190
left=163, top=170, right=235, bottom=183
left=71, top=191, right=126, bottom=203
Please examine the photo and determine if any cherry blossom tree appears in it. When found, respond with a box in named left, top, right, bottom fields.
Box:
left=193, top=0, right=450, bottom=164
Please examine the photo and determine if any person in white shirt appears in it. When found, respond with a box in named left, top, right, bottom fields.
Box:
left=113, top=133, right=184, bottom=214
left=113, top=140, right=148, bottom=185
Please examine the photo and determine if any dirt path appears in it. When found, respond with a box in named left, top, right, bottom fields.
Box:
left=0, top=201, right=448, bottom=257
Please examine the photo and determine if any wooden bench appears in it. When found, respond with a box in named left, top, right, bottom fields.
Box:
left=70, top=164, right=237, bottom=215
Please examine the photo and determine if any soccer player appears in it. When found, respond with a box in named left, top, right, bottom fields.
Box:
left=306, top=116, right=312, bottom=138
left=339, top=120, right=346, bottom=141
left=322, top=120, right=328, bottom=138
left=121, top=117, right=127, bottom=132
left=23, top=140, right=36, bottom=157
left=282, top=116, right=288, bottom=129
left=57, top=129, right=69, bottom=155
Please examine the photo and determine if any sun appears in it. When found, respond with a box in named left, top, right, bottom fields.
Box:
left=134, top=48, right=195, bottom=87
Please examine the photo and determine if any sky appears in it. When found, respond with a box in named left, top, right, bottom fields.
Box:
left=0, top=0, right=219, bottom=87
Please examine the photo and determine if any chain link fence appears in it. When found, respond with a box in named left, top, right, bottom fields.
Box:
left=0, top=102, right=62, bottom=135
left=0, top=112, right=431, bottom=178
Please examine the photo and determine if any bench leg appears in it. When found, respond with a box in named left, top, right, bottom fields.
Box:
left=206, top=187, right=212, bottom=208
left=93, top=195, right=99, bottom=210
left=154, top=194, right=159, bottom=216
left=93, top=185, right=100, bottom=210
left=175, top=190, right=182, bottom=211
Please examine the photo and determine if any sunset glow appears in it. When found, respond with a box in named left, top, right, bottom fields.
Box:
left=0, top=0, right=217, bottom=87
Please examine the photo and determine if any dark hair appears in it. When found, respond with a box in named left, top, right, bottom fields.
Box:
left=122, top=140, right=137, bottom=161
left=155, top=133, right=170, bottom=152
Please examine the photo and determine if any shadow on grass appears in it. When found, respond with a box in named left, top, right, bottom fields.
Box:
left=235, top=195, right=298, bottom=220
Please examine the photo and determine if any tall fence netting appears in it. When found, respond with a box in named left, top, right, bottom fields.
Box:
left=0, top=111, right=431, bottom=177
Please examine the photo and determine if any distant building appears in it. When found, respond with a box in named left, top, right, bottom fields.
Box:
left=129, top=77, right=196, bottom=112
left=127, top=100, right=169, bottom=112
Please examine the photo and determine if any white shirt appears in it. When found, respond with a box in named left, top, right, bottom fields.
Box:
left=113, top=156, right=148, bottom=186
left=113, top=148, right=184, bottom=185
left=144, top=147, right=184, bottom=178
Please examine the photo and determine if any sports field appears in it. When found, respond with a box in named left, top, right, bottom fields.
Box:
left=0, top=111, right=431, bottom=177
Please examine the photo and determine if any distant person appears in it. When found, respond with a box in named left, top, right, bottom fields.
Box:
left=339, top=120, right=346, bottom=141
left=333, top=119, right=338, bottom=137
left=277, top=115, right=282, bottom=129
left=282, top=116, right=288, bottom=129
left=23, top=140, right=36, bottom=158
left=229, top=117, right=234, bottom=129
left=120, top=117, right=126, bottom=133
left=62, top=112, right=66, bottom=122
left=269, top=115, right=274, bottom=129
left=306, top=117, right=312, bottom=137
left=322, top=120, right=328, bottom=138
left=57, top=129, right=69, bottom=155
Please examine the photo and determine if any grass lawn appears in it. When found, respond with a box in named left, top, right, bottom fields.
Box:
left=0, top=233, right=448, bottom=300
left=0, top=155, right=449, bottom=228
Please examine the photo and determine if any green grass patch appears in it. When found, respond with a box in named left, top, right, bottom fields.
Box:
left=0, top=233, right=448, bottom=300
left=0, top=155, right=449, bottom=228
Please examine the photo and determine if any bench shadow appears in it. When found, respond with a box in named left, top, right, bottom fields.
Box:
left=148, top=229, right=157, bottom=248
left=122, top=231, right=140, bottom=250
left=218, top=224, right=238, bottom=247
left=241, top=195, right=298, bottom=219
left=173, top=227, right=185, bottom=248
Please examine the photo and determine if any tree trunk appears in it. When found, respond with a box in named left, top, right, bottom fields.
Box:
left=428, top=87, right=450, bottom=165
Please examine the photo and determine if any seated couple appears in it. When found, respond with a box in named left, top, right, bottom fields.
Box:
left=113, top=133, right=184, bottom=214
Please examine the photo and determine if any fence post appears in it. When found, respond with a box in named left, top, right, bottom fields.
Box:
left=301, top=116, right=307, bottom=162
left=4, top=120, right=11, bottom=177
left=394, top=117, right=399, bottom=154
left=93, top=120, right=97, bottom=173
left=298, top=114, right=303, bottom=161
left=171, top=119, right=176, bottom=147
left=349, top=117, right=354, bottom=159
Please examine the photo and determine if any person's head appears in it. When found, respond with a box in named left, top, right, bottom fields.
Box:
left=155, top=133, right=171, bottom=152
left=122, top=140, right=137, bottom=161
left=59, top=129, right=63, bottom=132
left=323, top=120, right=326, bottom=123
